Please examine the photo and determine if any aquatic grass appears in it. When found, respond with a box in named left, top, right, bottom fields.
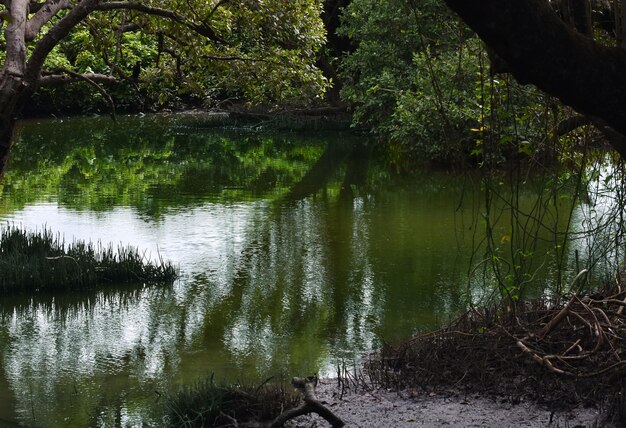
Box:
left=167, top=375, right=299, bottom=427
left=0, top=225, right=177, bottom=295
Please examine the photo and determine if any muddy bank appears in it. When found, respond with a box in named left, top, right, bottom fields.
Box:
left=286, top=379, right=608, bottom=427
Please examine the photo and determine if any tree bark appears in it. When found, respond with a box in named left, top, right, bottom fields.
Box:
left=0, top=76, right=27, bottom=177
left=443, top=0, right=626, bottom=159
left=25, top=0, right=71, bottom=41
left=4, top=0, right=29, bottom=77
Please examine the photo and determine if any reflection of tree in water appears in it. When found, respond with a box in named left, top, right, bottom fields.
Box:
left=0, top=287, right=189, bottom=426
left=2, top=116, right=329, bottom=216
left=0, top=117, right=475, bottom=425
left=285, top=139, right=372, bottom=201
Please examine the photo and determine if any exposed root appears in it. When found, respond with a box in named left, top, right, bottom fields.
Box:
left=366, top=283, right=626, bottom=419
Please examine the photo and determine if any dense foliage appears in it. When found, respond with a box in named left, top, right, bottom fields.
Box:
left=1, top=0, right=329, bottom=113
left=338, top=0, right=475, bottom=163
left=2, top=0, right=559, bottom=167
left=337, top=0, right=558, bottom=167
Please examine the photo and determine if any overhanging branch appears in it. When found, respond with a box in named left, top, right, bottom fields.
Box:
left=25, top=0, right=100, bottom=85
left=41, top=69, right=118, bottom=120
left=39, top=71, right=119, bottom=86
left=443, top=0, right=626, bottom=158
left=25, top=0, right=71, bottom=41
left=94, top=1, right=224, bottom=42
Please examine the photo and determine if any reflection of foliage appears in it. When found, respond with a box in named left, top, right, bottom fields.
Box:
left=2, top=115, right=328, bottom=217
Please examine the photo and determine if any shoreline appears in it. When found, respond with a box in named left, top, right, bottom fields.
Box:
left=285, top=378, right=609, bottom=427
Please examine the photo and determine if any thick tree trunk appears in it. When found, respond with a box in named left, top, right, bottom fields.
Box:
left=443, top=0, right=626, bottom=159
left=319, top=0, right=354, bottom=106
left=0, top=75, right=29, bottom=177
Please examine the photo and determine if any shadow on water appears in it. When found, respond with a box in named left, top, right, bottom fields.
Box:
left=282, top=137, right=373, bottom=202
left=0, top=354, right=17, bottom=426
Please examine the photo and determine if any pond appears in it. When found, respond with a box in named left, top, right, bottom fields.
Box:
left=0, top=114, right=610, bottom=426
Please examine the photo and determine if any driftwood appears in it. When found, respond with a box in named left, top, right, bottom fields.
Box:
left=271, top=376, right=344, bottom=427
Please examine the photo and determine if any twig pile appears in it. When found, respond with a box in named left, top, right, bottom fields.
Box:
left=517, top=288, right=626, bottom=378
left=366, top=284, right=626, bottom=412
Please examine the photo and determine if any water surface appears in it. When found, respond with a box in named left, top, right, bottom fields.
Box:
left=0, top=114, right=591, bottom=426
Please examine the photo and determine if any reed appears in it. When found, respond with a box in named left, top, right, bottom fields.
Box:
left=0, top=225, right=177, bottom=295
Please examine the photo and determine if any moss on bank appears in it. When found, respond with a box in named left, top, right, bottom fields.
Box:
left=0, top=225, right=176, bottom=294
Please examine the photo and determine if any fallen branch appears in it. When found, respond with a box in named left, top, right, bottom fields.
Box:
left=271, top=376, right=344, bottom=428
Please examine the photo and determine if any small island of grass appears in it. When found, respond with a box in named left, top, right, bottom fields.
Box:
left=0, top=225, right=177, bottom=295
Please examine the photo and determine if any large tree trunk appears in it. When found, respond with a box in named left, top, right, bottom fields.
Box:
left=0, top=75, right=29, bottom=177
left=318, top=0, right=354, bottom=106
left=1, top=0, right=31, bottom=177
left=443, top=0, right=626, bottom=159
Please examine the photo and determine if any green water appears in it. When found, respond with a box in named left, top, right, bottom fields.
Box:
left=0, top=114, right=597, bottom=426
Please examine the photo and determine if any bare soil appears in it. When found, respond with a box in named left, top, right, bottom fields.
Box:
left=283, top=287, right=626, bottom=427
left=286, top=379, right=609, bottom=427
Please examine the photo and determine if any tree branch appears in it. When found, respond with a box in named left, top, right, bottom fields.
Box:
left=443, top=0, right=626, bottom=157
left=553, top=114, right=626, bottom=156
left=204, top=55, right=269, bottom=62
left=94, top=1, right=224, bottom=42
left=554, top=115, right=594, bottom=137
left=25, top=0, right=100, bottom=85
left=25, top=0, right=71, bottom=41
left=39, top=71, right=119, bottom=86
left=271, top=377, right=344, bottom=428
left=41, top=68, right=117, bottom=120
left=117, top=22, right=140, bottom=33
left=207, top=0, right=229, bottom=19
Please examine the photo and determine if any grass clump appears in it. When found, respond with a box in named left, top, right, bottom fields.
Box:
left=0, top=225, right=177, bottom=294
left=167, top=375, right=299, bottom=427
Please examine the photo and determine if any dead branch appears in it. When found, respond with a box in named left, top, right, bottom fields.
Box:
left=271, top=377, right=344, bottom=428
left=38, top=72, right=119, bottom=86
left=40, top=69, right=117, bottom=121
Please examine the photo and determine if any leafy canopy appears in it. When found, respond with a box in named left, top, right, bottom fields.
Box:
left=0, top=0, right=329, bottom=110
